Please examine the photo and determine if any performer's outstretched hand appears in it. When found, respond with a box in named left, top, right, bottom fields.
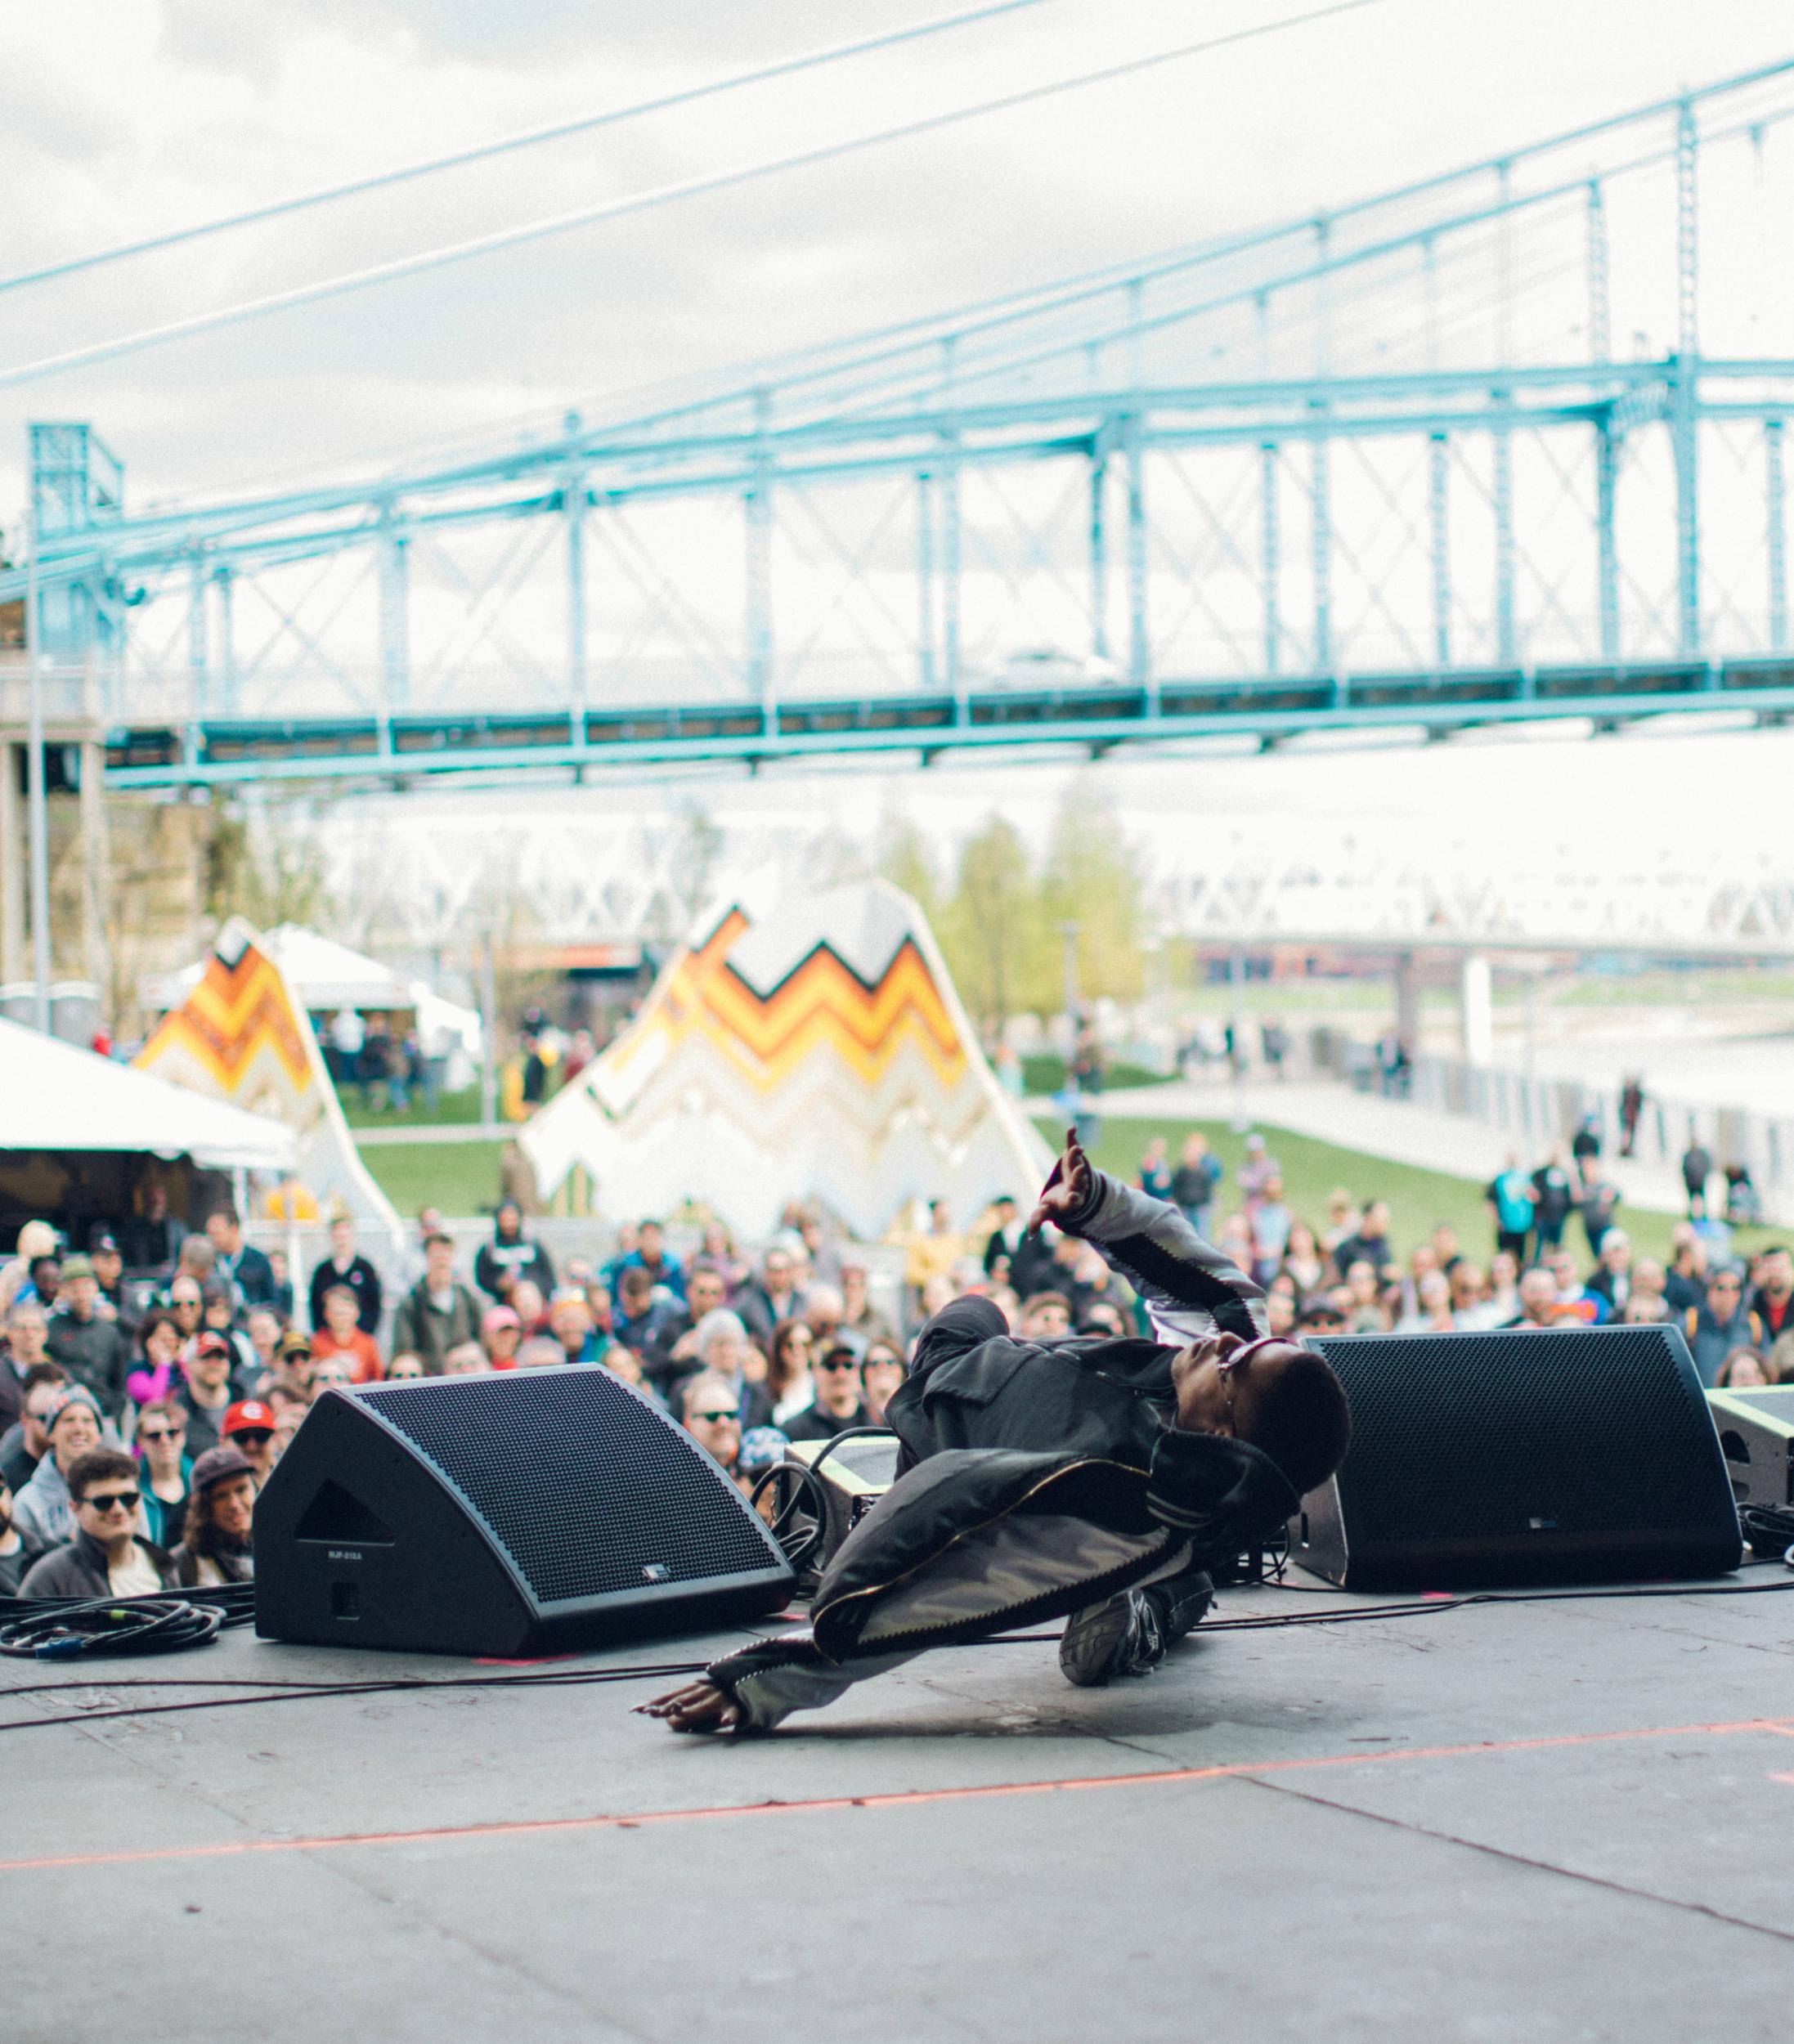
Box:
left=1029, top=1126, right=1096, bottom=1234
left=635, top=1679, right=742, bottom=1734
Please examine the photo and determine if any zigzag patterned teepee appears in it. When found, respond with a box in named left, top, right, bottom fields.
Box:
left=522, top=881, right=1051, bottom=1238
left=134, top=920, right=402, bottom=1239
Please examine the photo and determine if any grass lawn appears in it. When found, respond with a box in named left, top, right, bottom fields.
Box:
left=360, top=1138, right=509, bottom=1217
left=354, top=1116, right=1778, bottom=1271
left=341, top=1085, right=487, bottom=1130
left=1034, top=1114, right=1781, bottom=1271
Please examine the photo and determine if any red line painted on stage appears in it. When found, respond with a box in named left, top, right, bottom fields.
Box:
left=7, top=1715, right=1790, bottom=1876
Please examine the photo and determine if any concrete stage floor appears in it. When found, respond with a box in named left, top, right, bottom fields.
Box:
left=8, top=1575, right=1794, bottom=2042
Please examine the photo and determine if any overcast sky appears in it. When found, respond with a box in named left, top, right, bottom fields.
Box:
left=7, top=1, right=1794, bottom=858
left=7, top=0, right=1794, bottom=508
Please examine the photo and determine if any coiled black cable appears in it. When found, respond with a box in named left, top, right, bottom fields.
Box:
left=0, top=1595, right=224, bottom=1660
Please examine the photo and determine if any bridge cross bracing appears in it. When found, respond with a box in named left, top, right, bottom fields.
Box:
left=12, top=58, right=1794, bottom=789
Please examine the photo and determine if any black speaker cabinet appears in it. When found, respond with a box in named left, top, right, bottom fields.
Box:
left=254, top=1365, right=794, bottom=1656
left=1707, top=1385, right=1794, bottom=1517
left=1290, top=1326, right=1742, bottom=1589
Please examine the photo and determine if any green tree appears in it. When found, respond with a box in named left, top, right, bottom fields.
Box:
left=939, top=814, right=1056, bottom=1031
left=204, top=808, right=334, bottom=930
left=875, top=809, right=942, bottom=919
left=1039, top=780, right=1146, bottom=1007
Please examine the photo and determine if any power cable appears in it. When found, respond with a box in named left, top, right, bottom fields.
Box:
left=2, top=1574, right=1792, bottom=1732
left=0, top=0, right=1057, bottom=299
left=0, top=0, right=1393, bottom=393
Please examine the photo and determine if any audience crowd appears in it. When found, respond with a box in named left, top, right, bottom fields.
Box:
left=1, top=1118, right=1786, bottom=1602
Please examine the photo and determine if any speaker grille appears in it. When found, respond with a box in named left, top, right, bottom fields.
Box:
left=363, top=1368, right=777, bottom=1604
left=1310, top=1329, right=1724, bottom=1541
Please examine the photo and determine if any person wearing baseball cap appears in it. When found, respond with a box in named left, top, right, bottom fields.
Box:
left=11, top=1386, right=105, bottom=1556
left=45, top=1253, right=132, bottom=1418
left=222, top=1399, right=279, bottom=1482
left=86, top=1229, right=128, bottom=1323
left=480, top=1303, right=523, bottom=1369
left=171, top=1443, right=258, bottom=1587
left=177, top=1330, right=243, bottom=1459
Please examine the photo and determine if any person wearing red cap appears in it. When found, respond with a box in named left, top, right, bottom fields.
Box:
left=222, top=1400, right=278, bottom=1483
left=171, top=1445, right=258, bottom=1586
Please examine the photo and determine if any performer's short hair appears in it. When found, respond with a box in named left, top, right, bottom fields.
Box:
left=1249, top=1349, right=1352, bottom=1498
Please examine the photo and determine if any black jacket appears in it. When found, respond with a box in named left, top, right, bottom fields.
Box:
left=307, top=1253, right=383, bottom=1335
left=473, top=1235, right=554, bottom=1302
left=46, top=1311, right=132, bottom=1416
left=19, top=1529, right=178, bottom=1599
left=708, top=1172, right=1291, bottom=1729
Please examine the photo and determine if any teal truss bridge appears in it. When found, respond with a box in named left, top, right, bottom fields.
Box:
left=11, top=58, right=1794, bottom=791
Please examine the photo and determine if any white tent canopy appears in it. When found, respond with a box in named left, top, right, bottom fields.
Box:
left=142, top=924, right=412, bottom=1017
left=0, top=1018, right=294, bottom=1171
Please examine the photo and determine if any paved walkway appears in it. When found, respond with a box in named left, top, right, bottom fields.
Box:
left=1032, top=1078, right=1711, bottom=1221
left=353, top=1120, right=510, bottom=1147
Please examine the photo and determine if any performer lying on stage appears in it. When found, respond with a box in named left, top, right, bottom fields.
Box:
left=639, top=1132, right=1351, bottom=1735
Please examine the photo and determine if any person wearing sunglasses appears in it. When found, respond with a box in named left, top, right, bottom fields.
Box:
left=20, top=1448, right=178, bottom=1598
left=859, top=1342, right=906, bottom=1427
left=644, top=1128, right=1351, bottom=1736
left=783, top=1346, right=872, bottom=1443
left=132, top=1396, right=191, bottom=1546
left=222, top=1399, right=279, bottom=1484
left=679, top=1373, right=747, bottom=1495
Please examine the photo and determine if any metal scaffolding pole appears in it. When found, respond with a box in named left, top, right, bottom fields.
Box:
left=1769, top=417, right=1788, bottom=652
left=939, top=338, right=963, bottom=719
left=1088, top=439, right=1109, bottom=663
left=213, top=564, right=237, bottom=715
left=1585, top=178, right=1611, bottom=364
left=187, top=549, right=209, bottom=718
left=563, top=411, right=588, bottom=735
left=1673, top=96, right=1702, bottom=656
left=377, top=504, right=410, bottom=718
left=1428, top=432, right=1451, bottom=667
left=917, top=468, right=938, bottom=688
left=1492, top=159, right=1516, bottom=666
left=1260, top=441, right=1280, bottom=674
left=24, top=501, right=50, bottom=1032
left=1310, top=408, right=1332, bottom=675
left=746, top=388, right=774, bottom=733
left=1596, top=419, right=1621, bottom=661
left=1125, top=413, right=1150, bottom=703
left=1124, top=277, right=1150, bottom=706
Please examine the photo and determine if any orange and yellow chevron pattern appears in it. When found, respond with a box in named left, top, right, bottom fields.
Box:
left=635, top=908, right=967, bottom=1095
left=136, top=943, right=312, bottom=1097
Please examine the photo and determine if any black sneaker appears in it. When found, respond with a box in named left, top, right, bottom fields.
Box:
left=1058, top=1589, right=1168, bottom=1688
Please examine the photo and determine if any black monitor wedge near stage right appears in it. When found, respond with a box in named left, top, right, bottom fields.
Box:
left=1290, top=1327, right=1742, bottom=1590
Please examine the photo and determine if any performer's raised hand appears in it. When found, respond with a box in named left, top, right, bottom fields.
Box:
left=1029, top=1126, right=1096, bottom=1235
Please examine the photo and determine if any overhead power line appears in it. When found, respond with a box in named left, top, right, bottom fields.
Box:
left=0, top=0, right=1056, bottom=298
left=0, top=0, right=1391, bottom=393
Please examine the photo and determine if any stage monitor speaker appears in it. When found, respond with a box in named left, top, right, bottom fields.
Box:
left=1707, top=1385, right=1794, bottom=1517
left=254, top=1365, right=795, bottom=1656
left=1290, top=1326, right=1742, bottom=1589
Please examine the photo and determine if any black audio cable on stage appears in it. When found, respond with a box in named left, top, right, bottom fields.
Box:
left=5, top=1573, right=1794, bottom=1734
left=0, top=1583, right=257, bottom=1664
